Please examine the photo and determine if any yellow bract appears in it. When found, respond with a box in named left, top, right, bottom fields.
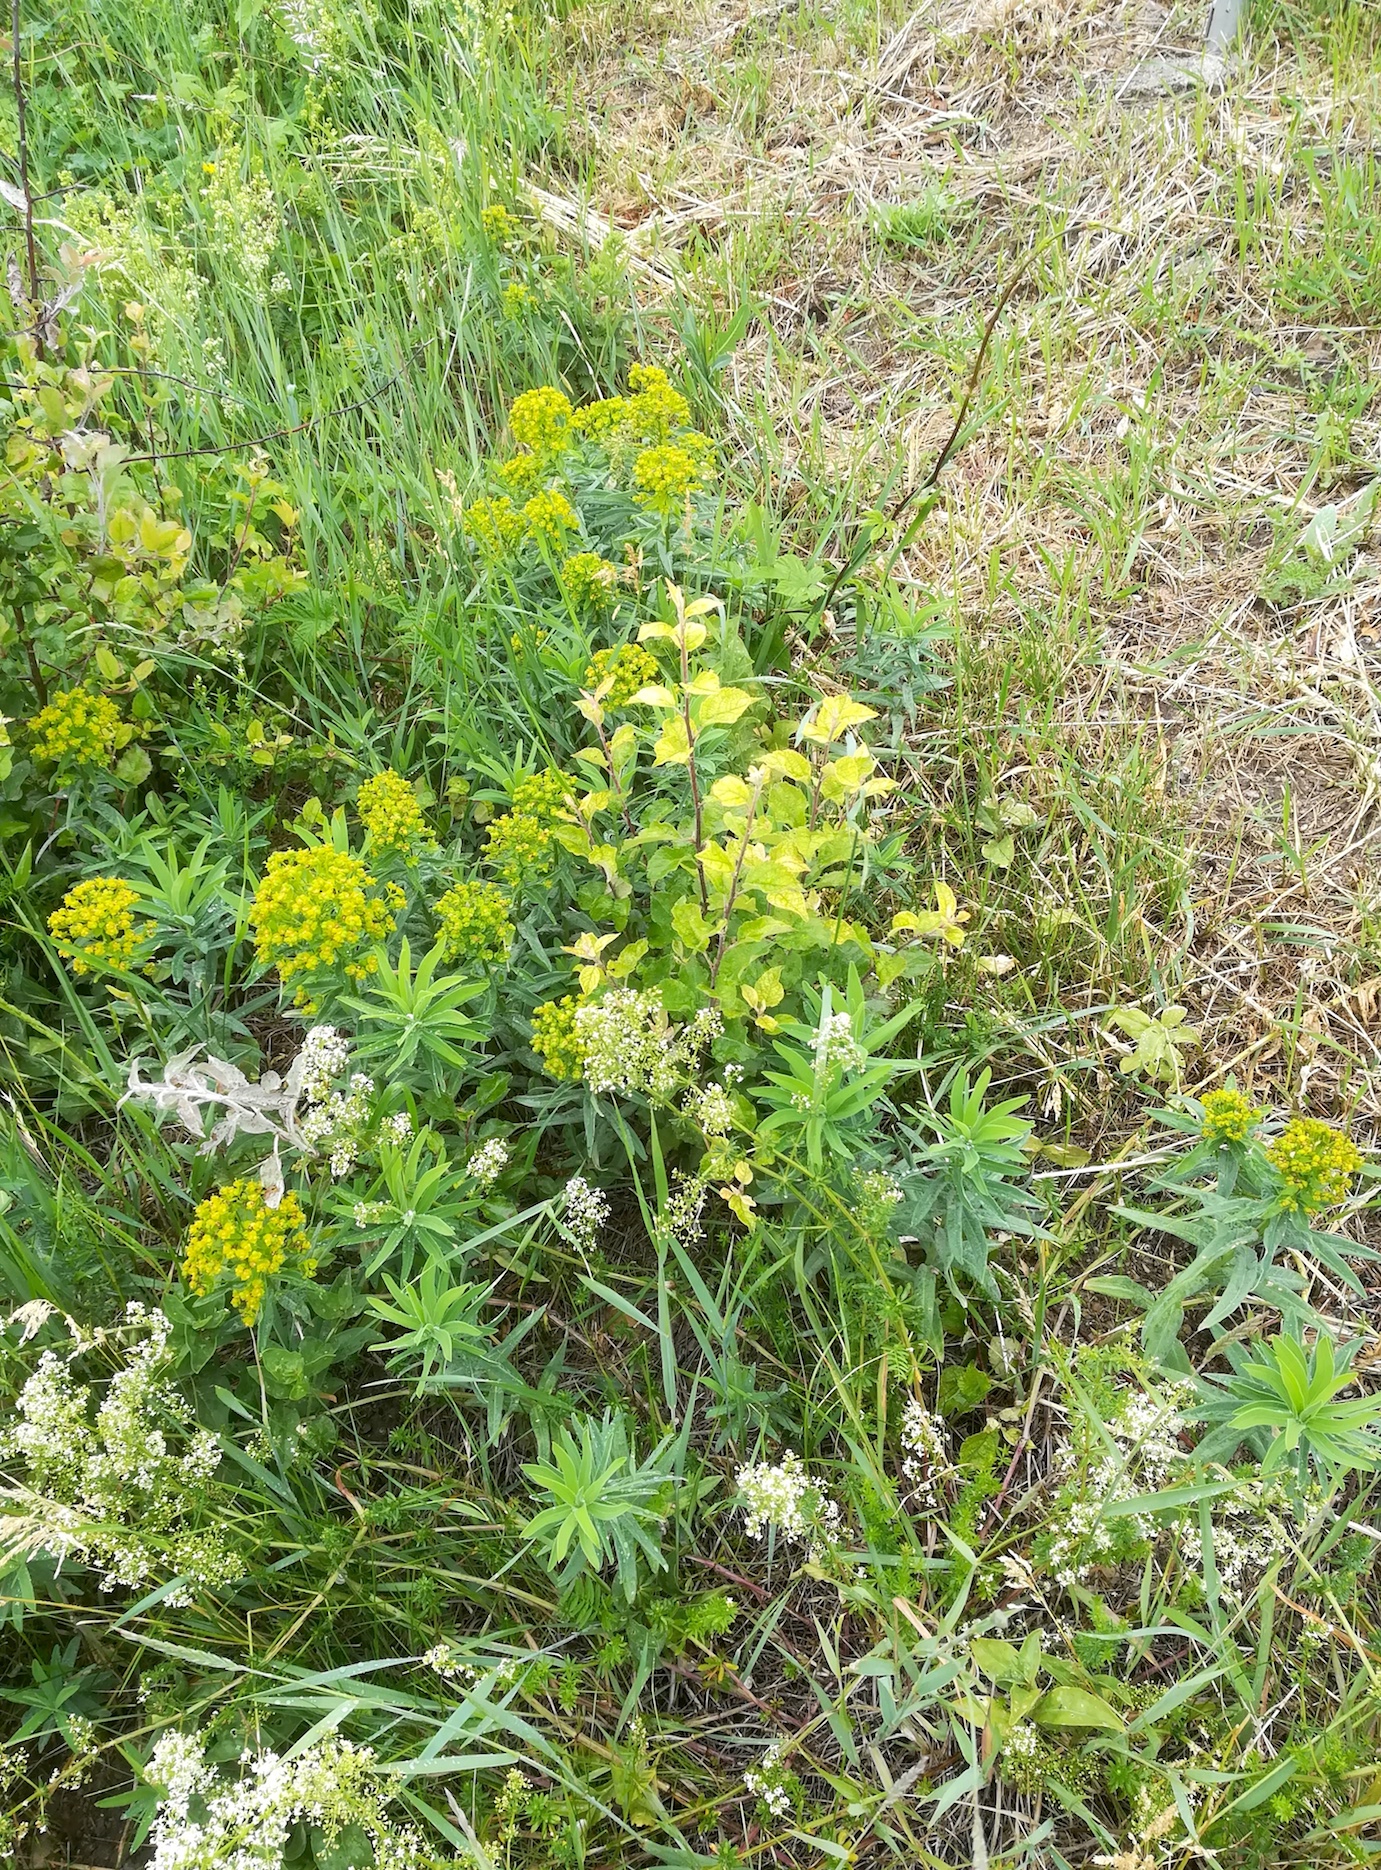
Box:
left=892, top=882, right=970, bottom=948
left=1267, top=1117, right=1363, bottom=1215
left=1200, top=1087, right=1261, bottom=1147
left=523, top=488, right=579, bottom=542
left=508, top=385, right=573, bottom=456
left=530, top=995, right=587, bottom=1080
left=434, top=880, right=514, bottom=965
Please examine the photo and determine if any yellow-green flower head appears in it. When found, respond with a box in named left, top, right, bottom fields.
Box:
left=29, top=686, right=123, bottom=770
left=562, top=552, right=619, bottom=610
left=501, top=281, right=535, bottom=318
left=633, top=443, right=705, bottom=517
left=509, top=386, right=573, bottom=457
left=465, top=494, right=525, bottom=557
left=1266, top=1117, right=1364, bottom=1214
left=356, top=768, right=434, bottom=857
left=584, top=641, right=660, bottom=705
left=183, top=1178, right=315, bottom=1325
left=511, top=769, right=575, bottom=819
left=484, top=810, right=554, bottom=888
left=523, top=488, right=579, bottom=544
left=497, top=453, right=544, bottom=497
left=48, top=876, right=153, bottom=976
left=1199, top=1087, right=1261, bottom=1147
left=530, top=995, right=586, bottom=1080
left=251, top=846, right=400, bottom=986
left=624, top=363, right=690, bottom=440
left=480, top=203, right=517, bottom=246
left=435, top=879, right=515, bottom=965
left=571, top=395, right=630, bottom=443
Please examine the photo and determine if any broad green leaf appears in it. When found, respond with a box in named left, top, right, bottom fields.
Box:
left=1032, top=1687, right=1123, bottom=1731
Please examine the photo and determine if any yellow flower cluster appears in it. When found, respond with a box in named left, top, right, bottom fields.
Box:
left=251, top=846, right=401, bottom=987
left=530, top=996, right=586, bottom=1080
left=29, top=686, right=123, bottom=770
left=584, top=642, right=660, bottom=705
left=465, top=494, right=525, bottom=556
left=512, top=770, right=575, bottom=818
left=484, top=771, right=578, bottom=884
left=485, top=811, right=556, bottom=888
left=498, top=453, right=544, bottom=497
left=572, top=395, right=631, bottom=444
left=571, top=365, right=690, bottom=446
left=1199, top=1087, right=1261, bottom=1147
left=435, top=880, right=515, bottom=965
left=561, top=551, right=618, bottom=609
left=509, top=386, right=573, bottom=457
left=1266, top=1117, right=1364, bottom=1215
left=502, top=282, right=535, bottom=318
left=183, top=1179, right=316, bottom=1324
left=625, top=362, right=691, bottom=439
left=633, top=442, right=707, bottom=516
left=48, top=876, right=153, bottom=975
left=480, top=203, right=517, bottom=246
left=356, top=769, right=434, bottom=856
left=523, top=488, right=579, bottom=544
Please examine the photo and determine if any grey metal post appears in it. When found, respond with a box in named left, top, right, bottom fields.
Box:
left=1206, top=0, right=1245, bottom=54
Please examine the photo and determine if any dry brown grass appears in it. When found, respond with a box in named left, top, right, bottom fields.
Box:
left=535, top=0, right=1381, bottom=1145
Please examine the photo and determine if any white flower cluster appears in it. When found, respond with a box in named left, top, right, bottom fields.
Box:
left=1178, top=1483, right=1297, bottom=1601
left=466, top=1138, right=509, bottom=1187
left=660, top=1170, right=708, bottom=1248
left=685, top=1082, right=736, bottom=1138
left=815, top=1010, right=866, bottom=1076
left=1048, top=1496, right=1115, bottom=1591
left=736, top=1450, right=842, bottom=1559
left=855, top=1168, right=904, bottom=1219
left=744, top=1741, right=792, bottom=1820
left=200, top=161, right=280, bottom=295
left=422, top=1642, right=521, bottom=1689
left=575, top=991, right=722, bottom=1103
left=900, top=1398, right=950, bottom=1509
left=299, top=1072, right=375, bottom=1177
left=1047, top=1375, right=1195, bottom=1590
left=145, top=1728, right=428, bottom=1870
left=296, top=1025, right=348, bottom=1103
left=560, top=1176, right=610, bottom=1253
left=1, top=1306, right=233, bottom=1603
left=1003, top=1720, right=1040, bottom=1762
